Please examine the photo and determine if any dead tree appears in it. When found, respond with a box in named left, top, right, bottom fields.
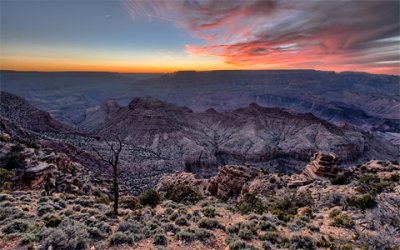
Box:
left=94, top=135, right=124, bottom=216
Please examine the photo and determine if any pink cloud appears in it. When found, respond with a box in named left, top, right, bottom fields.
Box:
left=124, top=0, right=400, bottom=75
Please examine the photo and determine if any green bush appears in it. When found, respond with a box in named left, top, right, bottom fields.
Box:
left=175, top=217, right=189, bottom=226
left=19, top=233, right=37, bottom=245
left=162, top=223, right=180, bottom=234
left=259, top=231, right=288, bottom=245
left=44, top=216, right=62, bottom=228
left=259, top=222, right=277, bottom=232
left=176, top=230, right=196, bottom=242
left=94, top=195, right=111, bottom=205
left=88, top=227, right=105, bottom=240
left=202, top=207, right=216, bottom=218
left=356, top=175, right=387, bottom=195
left=237, top=193, right=265, bottom=215
left=120, top=196, right=141, bottom=210
left=329, top=214, right=354, bottom=229
left=238, top=228, right=253, bottom=241
left=347, top=194, right=376, bottom=210
left=153, top=234, right=168, bottom=246
left=330, top=175, right=350, bottom=185
left=338, top=243, right=355, bottom=250
left=166, top=185, right=201, bottom=204
left=109, top=232, right=133, bottom=246
left=329, top=208, right=341, bottom=218
left=139, top=190, right=160, bottom=207
left=198, top=218, right=225, bottom=230
left=226, top=235, right=259, bottom=250
left=2, top=219, right=29, bottom=234
left=0, top=168, right=15, bottom=191
left=270, top=192, right=313, bottom=222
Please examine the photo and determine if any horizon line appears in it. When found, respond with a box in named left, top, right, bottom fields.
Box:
left=1, top=68, right=398, bottom=76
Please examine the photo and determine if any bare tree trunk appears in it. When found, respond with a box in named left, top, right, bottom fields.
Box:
left=113, top=164, right=119, bottom=216
left=93, top=135, right=123, bottom=217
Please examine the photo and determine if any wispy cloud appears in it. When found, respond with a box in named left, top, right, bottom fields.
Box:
left=124, top=0, right=400, bottom=74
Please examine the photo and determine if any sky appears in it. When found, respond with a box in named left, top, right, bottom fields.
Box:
left=1, top=0, right=399, bottom=74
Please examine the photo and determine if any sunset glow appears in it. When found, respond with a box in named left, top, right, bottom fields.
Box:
left=1, top=0, right=399, bottom=74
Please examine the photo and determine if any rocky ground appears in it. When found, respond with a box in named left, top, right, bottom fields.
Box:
left=1, top=132, right=399, bottom=250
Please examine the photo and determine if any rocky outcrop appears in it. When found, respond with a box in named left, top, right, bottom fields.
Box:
left=155, top=172, right=209, bottom=197
left=208, top=165, right=261, bottom=198
left=303, top=152, right=338, bottom=179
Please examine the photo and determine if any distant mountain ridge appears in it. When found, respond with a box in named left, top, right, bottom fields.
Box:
left=1, top=69, right=398, bottom=134
left=93, top=96, right=399, bottom=175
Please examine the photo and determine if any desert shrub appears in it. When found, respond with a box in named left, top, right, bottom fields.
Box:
left=39, top=221, right=88, bottom=250
left=270, top=192, right=313, bottom=222
left=20, top=233, right=38, bottom=245
left=347, top=194, right=377, bottom=210
left=169, top=212, right=179, bottom=221
left=329, top=208, right=341, bottom=218
left=162, top=223, right=180, bottom=234
left=289, top=235, right=315, bottom=250
left=315, top=235, right=330, bottom=248
left=0, top=168, right=15, bottom=191
left=75, top=197, right=94, bottom=207
left=2, top=219, right=30, bottom=234
left=202, top=207, right=216, bottom=218
left=238, top=228, right=254, bottom=241
left=4, top=153, right=26, bottom=170
left=331, top=175, right=350, bottom=185
left=120, top=196, right=141, bottom=210
left=259, top=232, right=288, bottom=245
left=356, top=174, right=388, bottom=195
left=162, top=200, right=178, bottom=209
left=198, top=218, right=225, bottom=230
left=330, top=214, right=354, bottom=228
left=193, top=228, right=213, bottom=241
left=139, top=189, right=160, bottom=207
left=0, top=193, right=14, bottom=202
left=176, top=230, right=196, bottom=242
left=0, top=206, right=16, bottom=222
left=37, top=205, right=54, bottom=216
left=237, top=193, right=266, bottom=215
left=109, top=232, right=133, bottom=246
left=175, top=217, right=189, bottom=226
left=226, top=235, right=259, bottom=250
left=166, top=185, right=201, bottom=204
left=388, top=173, right=399, bottom=182
left=117, top=221, right=143, bottom=234
left=259, top=222, right=277, bottom=232
left=87, top=227, right=105, bottom=240
left=338, top=243, right=355, bottom=250
left=153, top=234, right=168, bottom=246
left=44, top=216, right=62, bottom=228
left=94, top=195, right=110, bottom=205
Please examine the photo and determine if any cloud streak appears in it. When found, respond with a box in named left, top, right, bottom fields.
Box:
left=124, top=0, right=400, bottom=74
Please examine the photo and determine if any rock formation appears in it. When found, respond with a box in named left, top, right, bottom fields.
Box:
left=208, top=165, right=261, bottom=198
left=303, top=152, right=338, bottom=179
left=155, top=172, right=209, bottom=197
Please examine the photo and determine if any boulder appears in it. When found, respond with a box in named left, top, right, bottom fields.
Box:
left=208, top=165, right=261, bottom=198
left=155, top=172, right=209, bottom=197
